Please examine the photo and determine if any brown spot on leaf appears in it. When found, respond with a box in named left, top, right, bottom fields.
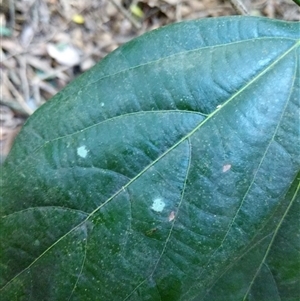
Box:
left=168, top=211, right=175, bottom=222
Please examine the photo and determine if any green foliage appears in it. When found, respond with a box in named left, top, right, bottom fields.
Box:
left=1, top=16, right=299, bottom=301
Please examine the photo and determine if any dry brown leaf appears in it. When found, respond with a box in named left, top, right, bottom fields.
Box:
left=19, top=24, right=35, bottom=47
left=80, top=57, right=96, bottom=71
left=1, top=39, right=23, bottom=53
left=47, top=42, right=81, bottom=66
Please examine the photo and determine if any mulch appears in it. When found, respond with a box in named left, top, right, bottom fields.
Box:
left=1, top=0, right=299, bottom=162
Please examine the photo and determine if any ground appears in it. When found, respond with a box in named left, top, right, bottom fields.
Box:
left=0, top=0, right=299, bottom=162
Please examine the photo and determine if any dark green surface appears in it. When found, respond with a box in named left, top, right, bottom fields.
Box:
left=292, top=0, right=300, bottom=7
left=1, top=16, right=299, bottom=301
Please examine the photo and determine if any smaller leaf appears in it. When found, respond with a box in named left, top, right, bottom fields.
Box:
left=72, top=14, right=85, bottom=24
left=130, top=4, right=144, bottom=18
left=0, top=26, right=12, bottom=37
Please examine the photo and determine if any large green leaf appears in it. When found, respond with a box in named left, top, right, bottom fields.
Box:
left=1, top=16, right=299, bottom=301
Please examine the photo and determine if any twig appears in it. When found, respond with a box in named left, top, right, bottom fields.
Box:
left=17, top=56, right=30, bottom=105
left=0, top=99, right=30, bottom=116
left=34, top=65, right=70, bottom=82
left=3, top=73, right=33, bottom=115
left=265, top=0, right=275, bottom=18
left=32, top=82, right=41, bottom=107
left=175, top=1, right=182, bottom=21
left=59, top=0, right=71, bottom=19
left=109, top=0, right=141, bottom=30
left=229, top=0, right=249, bottom=15
left=8, top=0, right=15, bottom=29
left=36, top=80, right=58, bottom=96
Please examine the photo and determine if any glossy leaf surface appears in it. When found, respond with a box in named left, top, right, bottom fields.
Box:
left=1, top=16, right=299, bottom=301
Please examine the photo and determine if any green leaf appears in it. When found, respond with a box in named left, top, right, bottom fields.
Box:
left=0, top=26, right=12, bottom=37
left=1, top=16, right=299, bottom=301
left=292, top=0, right=300, bottom=7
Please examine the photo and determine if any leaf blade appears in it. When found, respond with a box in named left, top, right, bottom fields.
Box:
left=1, top=16, right=299, bottom=301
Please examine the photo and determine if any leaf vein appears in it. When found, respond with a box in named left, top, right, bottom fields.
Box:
left=242, top=181, right=300, bottom=300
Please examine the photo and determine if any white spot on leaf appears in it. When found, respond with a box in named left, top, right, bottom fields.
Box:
left=77, top=145, right=88, bottom=158
left=151, top=198, right=165, bottom=212
left=222, top=164, right=231, bottom=172
left=33, top=239, right=40, bottom=247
